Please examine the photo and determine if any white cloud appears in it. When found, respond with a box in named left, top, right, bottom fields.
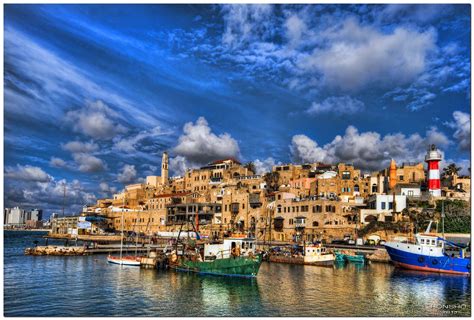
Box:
left=173, top=117, right=240, bottom=165
left=72, top=153, right=107, bottom=173
left=297, top=18, right=436, bottom=91
left=99, top=182, right=117, bottom=195
left=62, top=140, right=99, bottom=153
left=5, top=164, right=52, bottom=182
left=307, top=96, right=365, bottom=115
left=285, top=14, right=308, bottom=48
left=49, top=157, right=68, bottom=169
left=169, top=155, right=188, bottom=177
left=253, top=157, right=280, bottom=174
left=221, top=4, right=274, bottom=48
left=65, top=100, right=127, bottom=140
left=113, top=126, right=165, bottom=153
left=445, top=111, right=470, bottom=151
left=290, top=125, right=451, bottom=171
left=117, top=164, right=137, bottom=184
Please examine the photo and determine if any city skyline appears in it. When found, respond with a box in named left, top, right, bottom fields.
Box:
left=4, top=4, right=471, bottom=216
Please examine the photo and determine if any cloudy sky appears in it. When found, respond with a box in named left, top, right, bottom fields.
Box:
left=4, top=4, right=471, bottom=217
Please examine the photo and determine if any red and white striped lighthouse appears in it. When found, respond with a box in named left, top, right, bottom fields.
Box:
left=425, top=144, right=442, bottom=197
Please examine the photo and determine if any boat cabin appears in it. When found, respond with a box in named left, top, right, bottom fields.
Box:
left=416, top=234, right=444, bottom=249
left=305, top=244, right=327, bottom=256
left=203, top=237, right=256, bottom=260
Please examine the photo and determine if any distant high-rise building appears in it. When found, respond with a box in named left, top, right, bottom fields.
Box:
left=161, top=151, right=169, bottom=185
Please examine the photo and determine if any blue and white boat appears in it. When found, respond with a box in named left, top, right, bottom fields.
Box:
left=384, top=221, right=470, bottom=276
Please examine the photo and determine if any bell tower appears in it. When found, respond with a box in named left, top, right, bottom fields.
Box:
left=161, top=151, right=169, bottom=184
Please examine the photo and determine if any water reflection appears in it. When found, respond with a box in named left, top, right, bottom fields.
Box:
left=4, top=232, right=471, bottom=317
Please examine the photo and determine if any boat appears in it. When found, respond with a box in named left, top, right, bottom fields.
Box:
left=334, top=251, right=364, bottom=263
left=107, top=255, right=141, bottom=266
left=107, top=195, right=141, bottom=267
left=345, top=254, right=365, bottom=263
left=269, top=243, right=335, bottom=266
left=384, top=221, right=470, bottom=275
left=335, top=251, right=345, bottom=263
left=169, top=236, right=263, bottom=278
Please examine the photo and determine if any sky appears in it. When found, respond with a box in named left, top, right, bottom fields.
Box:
left=4, top=4, right=471, bottom=218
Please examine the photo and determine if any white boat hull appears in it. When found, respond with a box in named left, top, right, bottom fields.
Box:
left=107, top=256, right=141, bottom=266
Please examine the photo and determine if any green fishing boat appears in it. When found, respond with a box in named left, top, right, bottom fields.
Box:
left=334, top=251, right=365, bottom=263
left=170, top=237, right=263, bottom=278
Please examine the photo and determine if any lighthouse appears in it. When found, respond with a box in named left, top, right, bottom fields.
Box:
left=425, top=144, right=442, bottom=197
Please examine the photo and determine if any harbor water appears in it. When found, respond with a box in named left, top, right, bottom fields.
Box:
left=4, top=231, right=471, bottom=317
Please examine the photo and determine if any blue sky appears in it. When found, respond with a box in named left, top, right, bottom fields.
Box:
left=4, top=4, right=471, bottom=217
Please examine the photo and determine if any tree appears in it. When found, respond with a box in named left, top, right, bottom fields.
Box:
left=442, top=163, right=461, bottom=178
left=244, top=162, right=256, bottom=175
left=264, top=171, right=280, bottom=192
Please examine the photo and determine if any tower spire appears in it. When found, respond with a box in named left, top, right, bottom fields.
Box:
left=161, top=151, right=169, bottom=185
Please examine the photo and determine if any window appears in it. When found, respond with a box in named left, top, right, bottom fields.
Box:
left=372, top=184, right=377, bottom=193
left=277, top=205, right=282, bottom=213
left=289, top=219, right=293, bottom=225
left=348, top=187, right=351, bottom=192
left=388, top=202, right=393, bottom=210
left=342, top=187, right=345, bottom=192
left=381, top=202, right=386, bottom=210
left=420, top=239, right=425, bottom=244
left=354, top=185, right=359, bottom=192
left=342, top=171, right=351, bottom=180
left=399, top=175, right=404, bottom=181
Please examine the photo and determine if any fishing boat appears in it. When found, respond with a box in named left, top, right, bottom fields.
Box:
left=169, top=236, right=263, bottom=278
left=345, top=254, right=365, bottom=263
left=334, top=251, right=365, bottom=263
left=384, top=221, right=470, bottom=275
left=269, top=243, right=335, bottom=266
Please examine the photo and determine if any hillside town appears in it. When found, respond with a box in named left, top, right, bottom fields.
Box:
left=38, top=144, right=470, bottom=244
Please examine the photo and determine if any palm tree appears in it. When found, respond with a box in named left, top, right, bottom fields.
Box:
left=244, top=162, right=256, bottom=174
left=442, top=163, right=461, bottom=178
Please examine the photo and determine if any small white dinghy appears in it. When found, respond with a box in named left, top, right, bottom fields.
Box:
left=107, top=254, right=141, bottom=266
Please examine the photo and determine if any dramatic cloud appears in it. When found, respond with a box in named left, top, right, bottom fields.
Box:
left=173, top=117, right=240, bottom=166
left=49, top=157, right=68, bottom=169
left=445, top=111, right=470, bottom=151
left=62, top=140, right=99, bottom=153
left=99, top=182, right=117, bottom=196
left=297, top=18, right=436, bottom=91
left=113, top=126, right=166, bottom=153
left=65, top=100, right=127, bottom=140
left=306, top=96, right=365, bottom=115
left=117, top=164, right=137, bottom=184
left=221, top=4, right=274, bottom=48
left=72, top=153, right=107, bottom=173
left=291, top=125, right=451, bottom=171
left=253, top=157, right=279, bottom=174
left=5, top=177, right=97, bottom=216
left=169, top=156, right=188, bottom=177
left=5, top=165, right=52, bottom=182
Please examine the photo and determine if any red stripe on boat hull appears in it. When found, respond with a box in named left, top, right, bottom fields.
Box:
left=393, top=261, right=470, bottom=275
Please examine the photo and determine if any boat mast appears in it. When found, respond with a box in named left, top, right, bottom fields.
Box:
left=120, top=194, right=124, bottom=261
left=441, top=200, right=445, bottom=239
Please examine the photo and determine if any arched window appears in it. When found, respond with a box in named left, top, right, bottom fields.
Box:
left=313, top=221, right=319, bottom=227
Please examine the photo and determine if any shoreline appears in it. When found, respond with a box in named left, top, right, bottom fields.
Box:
left=4, top=229, right=51, bottom=232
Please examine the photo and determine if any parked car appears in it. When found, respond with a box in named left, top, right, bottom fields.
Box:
left=347, top=239, right=356, bottom=245
left=331, top=239, right=347, bottom=245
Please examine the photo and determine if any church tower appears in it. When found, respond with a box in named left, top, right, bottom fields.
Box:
left=161, top=152, right=169, bottom=185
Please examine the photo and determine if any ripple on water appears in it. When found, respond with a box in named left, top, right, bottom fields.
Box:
left=4, top=231, right=471, bottom=317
